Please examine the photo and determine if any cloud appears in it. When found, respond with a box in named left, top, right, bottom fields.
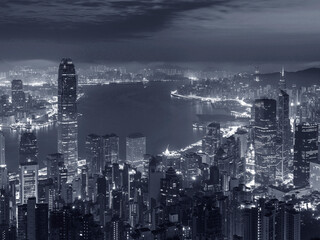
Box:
left=0, top=0, right=320, bottom=65
left=0, top=0, right=231, bottom=41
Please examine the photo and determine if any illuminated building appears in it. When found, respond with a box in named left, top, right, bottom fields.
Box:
left=183, top=152, right=201, bottom=188
left=278, top=90, right=291, bottom=181
left=0, top=95, right=10, bottom=116
left=0, top=131, right=5, bottom=166
left=0, top=189, right=9, bottom=228
left=102, top=133, right=119, bottom=167
left=46, top=153, right=64, bottom=197
left=20, top=162, right=39, bottom=204
left=85, top=134, right=102, bottom=175
left=202, top=122, right=221, bottom=164
left=310, top=160, right=320, bottom=191
left=11, top=79, right=25, bottom=111
left=0, top=167, right=8, bottom=190
left=110, top=216, right=123, bottom=240
left=160, top=167, right=181, bottom=206
left=17, top=204, right=27, bottom=240
left=126, top=133, right=146, bottom=171
left=57, top=58, right=78, bottom=180
left=279, top=67, right=286, bottom=91
left=234, top=129, right=248, bottom=159
left=293, top=122, right=318, bottom=187
left=254, top=99, right=277, bottom=186
left=0, top=132, right=7, bottom=189
left=19, top=132, right=38, bottom=164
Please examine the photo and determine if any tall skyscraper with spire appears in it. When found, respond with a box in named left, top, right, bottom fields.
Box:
left=279, top=67, right=286, bottom=90
left=57, top=58, right=78, bottom=180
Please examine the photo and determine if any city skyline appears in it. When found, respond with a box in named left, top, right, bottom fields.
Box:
left=0, top=0, right=319, bottom=239
left=0, top=57, right=317, bottom=239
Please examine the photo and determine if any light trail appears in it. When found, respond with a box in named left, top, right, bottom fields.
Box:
left=171, top=90, right=252, bottom=107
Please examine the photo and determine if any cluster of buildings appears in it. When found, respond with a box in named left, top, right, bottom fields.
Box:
left=0, top=79, right=55, bottom=129
left=0, top=59, right=313, bottom=240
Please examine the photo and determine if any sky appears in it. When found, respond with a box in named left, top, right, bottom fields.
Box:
left=0, top=0, right=320, bottom=70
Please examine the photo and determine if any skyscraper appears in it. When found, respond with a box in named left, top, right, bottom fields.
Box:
left=254, top=99, right=277, bottom=186
left=46, top=153, right=64, bottom=188
left=102, top=133, right=119, bottom=167
left=279, top=67, right=286, bottom=90
left=126, top=133, right=146, bottom=171
left=20, top=162, right=39, bottom=204
left=11, top=79, right=25, bottom=111
left=57, top=58, right=78, bottom=180
left=0, top=131, right=5, bottom=166
left=278, top=90, right=291, bottom=181
left=19, top=132, right=38, bottom=164
left=202, top=122, right=221, bottom=164
left=293, top=123, right=318, bottom=187
left=85, top=134, right=102, bottom=175
left=0, top=132, right=7, bottom=189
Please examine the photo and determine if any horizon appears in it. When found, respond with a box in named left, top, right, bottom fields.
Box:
left=1, top=59, right=320, bottom=73
left=1, top=0, right=320, bottom=67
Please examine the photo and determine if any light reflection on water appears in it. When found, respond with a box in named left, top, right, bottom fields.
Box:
left=4, top=82, right=233, bottom=172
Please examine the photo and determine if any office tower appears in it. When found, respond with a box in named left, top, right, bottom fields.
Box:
left=310, top=161, right=320, bottom=191
left=234, top=129, right=248, bottom=159
left=290, top=84, right=298, bottom=118
left=202, top=122, right=221, bottom=163
left=19, top=132, right=38, bottom=164
left=192, top=198, right=222, bottom=239
left=293, top=123, right=318, bottom=187
left=36, top=203, right=49, bottom=240
left=11, top=79, right=25, bottom=111
left=20, top=162, right=39, bottom=204
left=17, top=204, right=27, bottom=240
left=183, top=152, right=201, bottom=188
left=49, top=208, right=70, bottom=240
left=278, top=90, right=291, bottom=181
left=57, top=58, right=78, bottom=180
left=254, top=66, right=260, bottom=82
left=0, top=131, right=5, bottom=166
left=279, top=67, right=286, bottom=90
left=27, top=197, right=36, bottom=240
left=254, top=99, right=277, bottom=186
left=126, top=133, right=146, bottom=171
left=0, top=132, right=7, bottom=189
left=148, top=157, right=162, bottom=209
left=0, top=189, right=9, bottom=228
left=160, top=167, right=181, bottom=206
left=46, top=153, right=64, bottom=200
left=102, top=133, right=119, bottom=167
left=85, top=134, right=102, bottom=175
left=17, top=199, right=49, bottom=240
left=112, top=163, right=121, bottom=189
left=96, top=176, right=107, bottom=226
left=0, top=95, right=10, bottom=116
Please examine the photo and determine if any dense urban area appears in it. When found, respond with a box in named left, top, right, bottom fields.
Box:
left=0, top=59, right=319, bottom=240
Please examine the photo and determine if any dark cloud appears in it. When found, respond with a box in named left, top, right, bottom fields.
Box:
left=0, top=0, right=319, bottom=66
left=0, top=0, right=230, bottom=41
